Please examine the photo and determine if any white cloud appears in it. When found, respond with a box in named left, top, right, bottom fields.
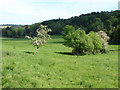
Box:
left=0, top=0, right=119, bottom=24
left=23, top=0, right=119, bottom=3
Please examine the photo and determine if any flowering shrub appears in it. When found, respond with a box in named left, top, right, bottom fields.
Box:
left=96, top=30, right=110, bottom=52
left=26, top=24, right=51, bottom=55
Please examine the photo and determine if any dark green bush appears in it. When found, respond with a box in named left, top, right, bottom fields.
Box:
left=63, top=25, right=94, bottom=55
left=62, top=25, right=108, bottom=55
left=111, top=25, right=120, bottom=45
left=7, top=30, right=12, bottom=37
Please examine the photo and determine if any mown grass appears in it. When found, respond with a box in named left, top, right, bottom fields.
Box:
left=2, top=35, right=118, bottom=88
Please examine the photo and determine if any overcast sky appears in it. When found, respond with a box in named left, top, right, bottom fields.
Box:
left=0, top=0, right=119, bottom=25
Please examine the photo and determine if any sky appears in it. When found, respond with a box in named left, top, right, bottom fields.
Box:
left=0, top=0, right=119, bottom=25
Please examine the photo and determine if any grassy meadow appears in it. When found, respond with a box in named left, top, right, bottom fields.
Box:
left=2, top=35, right=118, bottom=88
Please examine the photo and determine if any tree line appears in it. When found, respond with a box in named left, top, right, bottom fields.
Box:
left=42, top=10, right=119, bottom=34
left=2, top=10, right=120, bottom=44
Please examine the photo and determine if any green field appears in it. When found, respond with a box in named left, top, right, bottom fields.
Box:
left=2, top=35, right=118, bottom=88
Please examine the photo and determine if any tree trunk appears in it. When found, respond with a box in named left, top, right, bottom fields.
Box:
left=34, top=46, right=39, bottom=55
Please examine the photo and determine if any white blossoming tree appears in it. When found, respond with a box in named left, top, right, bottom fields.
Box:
left=26, top=24, right=51, bottom=55
left=96, top=30, right=110, bottom=52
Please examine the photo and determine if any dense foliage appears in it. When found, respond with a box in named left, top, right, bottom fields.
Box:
left=63, top=25, right=109, bottom=55
left=42, top=10, right=119, bottom=35
left=88, top=31, right=103, bottom=54
left=2, top=26, right=25, bottom=38
left=110, top=24, right=120, bottom=45
left=41, top=10, right=119, bottom=44
left=2, top=10, right=120, bottom=44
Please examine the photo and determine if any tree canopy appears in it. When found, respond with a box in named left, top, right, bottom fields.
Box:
left=2, top=10, right=120, bottom=44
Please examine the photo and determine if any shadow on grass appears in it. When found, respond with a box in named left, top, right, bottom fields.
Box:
left=48, top=42, right=64, bottom=44
left=24, top=51, right=34, bottom=54
left=55, top=52, right=86, bottom=56
left=109, top=49, right=120, bottom=52
left=55, top=52, right=74, bottom=55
